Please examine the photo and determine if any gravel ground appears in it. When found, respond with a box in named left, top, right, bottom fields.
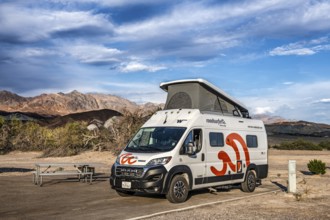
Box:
left=147, top=150, right=330, bottom=220
left=1, top=150, right=329, bottom=219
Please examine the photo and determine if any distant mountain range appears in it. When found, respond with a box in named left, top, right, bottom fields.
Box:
left=0, top=90, right=329, bottom=145
left=0, top=90, right=160, bottom=116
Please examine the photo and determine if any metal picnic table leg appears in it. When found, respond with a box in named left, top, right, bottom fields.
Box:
left=36, top=165, right=40, bottom=185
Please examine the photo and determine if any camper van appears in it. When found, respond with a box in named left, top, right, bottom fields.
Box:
left=110, top=79, right=268, bottom=203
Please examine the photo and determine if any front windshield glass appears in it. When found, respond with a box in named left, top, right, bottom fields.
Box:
left=125, top=127, right=186, bottom=153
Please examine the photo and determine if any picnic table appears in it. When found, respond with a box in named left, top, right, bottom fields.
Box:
left=33, top=162, right=103, bottom=186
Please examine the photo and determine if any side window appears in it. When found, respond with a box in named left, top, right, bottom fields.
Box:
left=209, top=132, right=224, bottom=147
left=246, top=135, right=258, bottom=148
left=180, top=129, right=202, bottom=154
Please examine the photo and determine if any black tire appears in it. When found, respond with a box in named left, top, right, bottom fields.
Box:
left=116, top=190, right=135, bottom=197
left=166, top=175, right=189, bottom=203
left=241, top=170, right=256, bottom=192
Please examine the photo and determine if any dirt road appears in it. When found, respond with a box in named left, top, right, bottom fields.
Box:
left=0, top=150, right=329, bottom=220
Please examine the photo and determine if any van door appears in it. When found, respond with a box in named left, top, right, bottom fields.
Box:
left=204, top=130, right=245, bottom=186
left=178, top=128, right=206, bottom=188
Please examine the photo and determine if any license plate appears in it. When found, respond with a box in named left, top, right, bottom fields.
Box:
left=122, top=181, right=131, bottom=189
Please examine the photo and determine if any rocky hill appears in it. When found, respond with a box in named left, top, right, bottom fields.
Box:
left=252, top=114, right=288, bottom=124
left=266, top=121, right=330, bottom=137
left=1, top=90, right=329, bottom=143
left=0, top=90, right=160, bottom=116
left=0, top=109, right=121, bottom=127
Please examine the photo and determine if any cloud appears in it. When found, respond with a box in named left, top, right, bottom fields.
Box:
left=270, top=47, right=316, bottom=56
left=19, top=48, right=62, bottom=58
left=315, top=98, right=330, bottom=104
left=111, top=0, right=330, bottom=62
left=97, top=81, right=166, bottom=103
left=241, top=81, right=330, bottom=123
left=270, top=37, right=330, bottom=56
left=283, top=82, right=294, bottom=85
left=65, top=44, right=123, bottom=65
left=0, top=4, right=113, bottom=43
left=254, top=107, right=274, bottom=114
left=1, top=0, right=330, bottom=123
left=245, top=0, right=330, bottom=38
left=117, top=61, right=166, bottom=73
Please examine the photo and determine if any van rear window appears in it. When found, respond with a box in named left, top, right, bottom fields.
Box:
left=209, top=132, right=224, bottom=147
left=246, top=135, right=258, bottom=148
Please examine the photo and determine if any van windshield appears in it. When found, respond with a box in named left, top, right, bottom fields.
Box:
left=125, top=127, right=186, bottom=153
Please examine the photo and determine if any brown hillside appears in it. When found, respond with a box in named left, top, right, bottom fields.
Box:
left=0, top=90, right=160, bottom=116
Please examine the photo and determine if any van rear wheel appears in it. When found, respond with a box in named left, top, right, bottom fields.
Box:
left=241, top=170, right=256, bottom=192
left=166, top=175, right=189, bottom=203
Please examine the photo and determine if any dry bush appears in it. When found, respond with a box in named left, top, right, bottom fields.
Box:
left=0, top=109, right=155, bottom=157
left=106, top=109, right=154, bottom=155
left=43, top=122, right=90, bottom=157
left=273, top=139, right=322, bottom=151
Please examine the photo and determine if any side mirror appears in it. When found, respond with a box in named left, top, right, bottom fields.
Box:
left=186, top=142, right=196, bottom=155
left=233, top=110, right=240, bottom=117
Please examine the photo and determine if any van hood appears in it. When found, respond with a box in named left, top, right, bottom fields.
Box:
left=117, top=151, right=170, bottom=166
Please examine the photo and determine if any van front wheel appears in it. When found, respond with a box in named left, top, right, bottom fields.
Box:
left=241, top=170, right=256, bottom=192
left=166, top=175, right=189, bottom=203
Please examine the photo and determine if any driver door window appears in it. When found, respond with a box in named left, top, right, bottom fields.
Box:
left=180, top=129, right=202, bottom=155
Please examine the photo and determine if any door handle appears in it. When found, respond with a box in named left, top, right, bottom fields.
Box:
left=201, top=153, right=205, bottom=162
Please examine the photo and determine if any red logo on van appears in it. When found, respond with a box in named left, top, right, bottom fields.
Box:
left=210, top=133, right=250, bottom=176
left=120, top=153, right=137, bottom=165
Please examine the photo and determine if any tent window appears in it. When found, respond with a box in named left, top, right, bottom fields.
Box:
left=167, top=92, right=192, bottom=109
left=219, top=99, right=228, bottom=113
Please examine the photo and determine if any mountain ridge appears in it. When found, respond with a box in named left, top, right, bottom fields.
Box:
left=0, top=90, right=160, bottom=116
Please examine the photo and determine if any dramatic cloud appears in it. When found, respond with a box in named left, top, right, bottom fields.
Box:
left=1, top=0, right=330, bottom=123
left=0, top=4, right=113, bottom=43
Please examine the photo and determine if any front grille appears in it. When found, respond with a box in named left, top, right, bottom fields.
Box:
left=115, top=166, right=144, bottom=178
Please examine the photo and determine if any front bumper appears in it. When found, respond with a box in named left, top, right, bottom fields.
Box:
left=110, top=164, right=167, bottom=194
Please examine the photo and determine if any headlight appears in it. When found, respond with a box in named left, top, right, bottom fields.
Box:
left=147, top=157, right=172, bottom=166
left=116, top=156, right=120, bottom=164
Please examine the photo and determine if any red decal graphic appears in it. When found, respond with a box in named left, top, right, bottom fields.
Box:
left=210, top=133, right=250, bottom=176
left=120, top=153, right=137, bottom=165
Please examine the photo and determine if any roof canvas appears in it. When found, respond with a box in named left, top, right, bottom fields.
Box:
left=160, top=78, right=248, bottom=113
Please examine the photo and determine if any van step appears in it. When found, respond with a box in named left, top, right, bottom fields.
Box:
left=208, top=187, right=217, bottom=194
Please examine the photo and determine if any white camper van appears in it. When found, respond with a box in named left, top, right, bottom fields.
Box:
left=110, top=79, right=268, bottom=203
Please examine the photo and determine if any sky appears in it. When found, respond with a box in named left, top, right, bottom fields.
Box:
left=0, top=0, right=330, bottom=124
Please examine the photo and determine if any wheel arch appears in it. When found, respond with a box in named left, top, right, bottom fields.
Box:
left=162, top=165, right=193, bottom=194
left=246, top=163, right=268, bottom=179
left=245, top=163, right=257, bottom=179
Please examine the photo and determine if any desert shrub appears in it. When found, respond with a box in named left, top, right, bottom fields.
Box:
left=307, top=159, right=326, bottom=175
left=0, top=109, right=155, bottom=157
left=0, top=117, right=11, bottom=154
left=82, top=127, right=112, bottom=152
left=107, top=109, right=154, bottom=155
left=273, top=139, right=322, bottom=151
left=11, top=121, right=50, bottom=152
left=43, top=122, right=90, bottom=157
left=319, top=140, right=330, bottom=150
left=0, top=117, right=24, bottom=154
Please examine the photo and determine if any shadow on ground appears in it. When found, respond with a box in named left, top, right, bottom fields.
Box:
left=271, top=181, right=287, bottom=192
left=0, top=167, right=34, bottom=173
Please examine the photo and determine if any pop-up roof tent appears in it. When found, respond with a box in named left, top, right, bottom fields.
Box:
left=160, top=79, right=250, bottom=118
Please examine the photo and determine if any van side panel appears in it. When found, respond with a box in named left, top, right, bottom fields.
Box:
left=189, top=114, right=268, bottom=189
